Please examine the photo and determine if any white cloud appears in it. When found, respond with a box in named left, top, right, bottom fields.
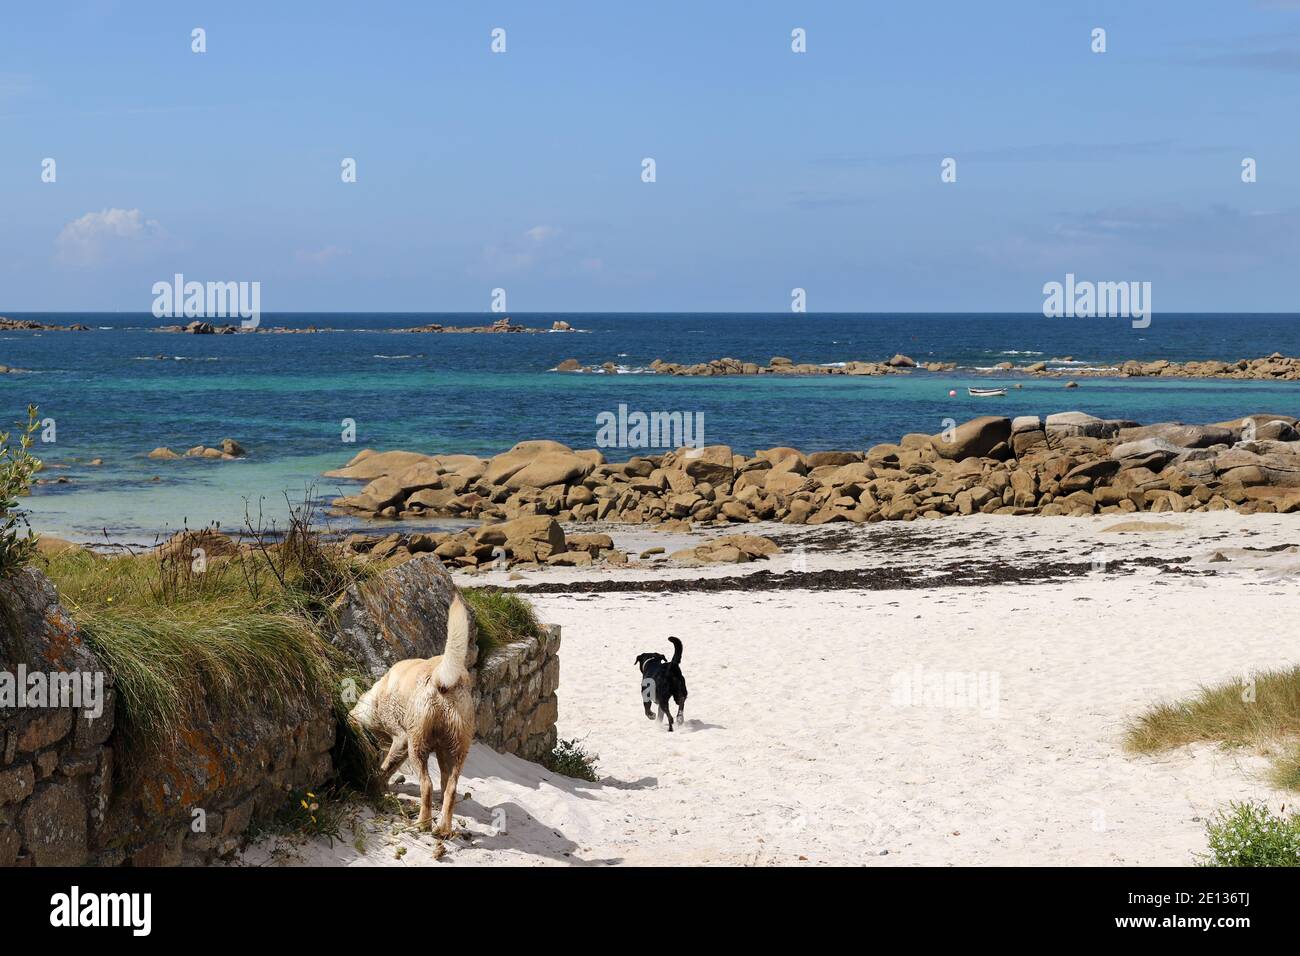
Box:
left=55, top=208, right=166, bottom=266
left=294, top=245, right=348, bottom=265
left=526, top=225, right=559, bottom=243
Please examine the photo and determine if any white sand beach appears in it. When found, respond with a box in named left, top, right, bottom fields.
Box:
left=241, top=513, right=1300, bottom=867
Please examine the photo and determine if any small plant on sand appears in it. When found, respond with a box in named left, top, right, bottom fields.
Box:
left=545, top=737, right=600, bottom=782
left=270, top=788, right=347, bottom=845
left=1125, top=667, right=1300, bottom=790
left=0, top=404, right=43, bottom=577
left=1200, top=801, right=1300, bottom=867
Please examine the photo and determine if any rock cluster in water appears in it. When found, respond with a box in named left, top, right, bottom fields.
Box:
left=555, top=354, right=955, bottom=375
left=0, top=317, right=88, bottom=331
left=147, top=438, right=247, bottom=460
left=1024, top=353, right=1300, bottom=381
left=553, top=352, right=1300, bottom=380
left=396, top=317, right=543, bottom=334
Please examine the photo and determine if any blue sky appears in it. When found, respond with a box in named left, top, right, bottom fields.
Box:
left=2, top=1, right=1299, bottom=312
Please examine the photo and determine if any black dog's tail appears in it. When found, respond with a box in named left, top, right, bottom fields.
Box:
left=668, top=636, right=683, bottom=665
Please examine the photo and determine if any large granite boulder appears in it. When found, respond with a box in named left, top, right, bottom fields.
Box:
left=931, top=416, right=1011, bottom=460
left=324, top=449, right=437, bottom=481
left=327, top=554, right=477, bottom=679
left=483, top=440, right=576, bottom=486
left=1116, top=423, right=1235, bottom=449
left=1045, top=412, right=1122, bottom=439
left=1111, top=437, right=1187, bottom=462
left=664, top=445, right=736, bottom=486
left=502, top=451, right=594, bottom=491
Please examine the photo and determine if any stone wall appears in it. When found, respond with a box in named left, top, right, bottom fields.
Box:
left=99, top=682, right=335, bottom=867
left=474, top=623, right=561, bottom=763
left=0, top=568, right=115, bottom=866
left=0, top=566, right=336, bottom=867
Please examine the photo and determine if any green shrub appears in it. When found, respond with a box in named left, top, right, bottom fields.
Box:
left=1201, top=801, right=1300, bottom=867
left=0, top=404, right=43, bottom=577
left=545, top=737, right=600, bottom=782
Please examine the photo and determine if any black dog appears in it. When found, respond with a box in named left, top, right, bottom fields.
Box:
left=635, top=637, right=688, bottom=732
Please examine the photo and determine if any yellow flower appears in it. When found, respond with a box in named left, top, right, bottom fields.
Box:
left=300, top=799, right=309, bottom=810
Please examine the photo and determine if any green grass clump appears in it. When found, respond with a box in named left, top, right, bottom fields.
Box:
left=43, top=547, right=343, bottom=767
left=461, top=587, right=547, bottom=658
left=1125, top=667, right=1300, bottom=790
left=1201, top=801, right=1300, bottom=867
left=544, top=737, right=600, bottom=782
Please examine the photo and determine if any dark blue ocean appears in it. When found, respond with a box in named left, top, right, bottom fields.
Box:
left=3, top=312, right=1298, bottom=539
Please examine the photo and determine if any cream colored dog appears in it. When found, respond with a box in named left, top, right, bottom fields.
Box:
left=348, top=593, right=475, bottom=837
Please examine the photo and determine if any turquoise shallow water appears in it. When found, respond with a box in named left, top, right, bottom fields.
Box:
left=3, top=312, right=1298, bottom=540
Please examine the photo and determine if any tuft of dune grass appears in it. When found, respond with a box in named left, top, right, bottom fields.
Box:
left=1125, top=667, right=1300, bottom=790
left=461, top=587, right=547, bottom=659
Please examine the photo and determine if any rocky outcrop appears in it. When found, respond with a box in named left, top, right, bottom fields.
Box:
left=326, top=409, right=1300, bottom=530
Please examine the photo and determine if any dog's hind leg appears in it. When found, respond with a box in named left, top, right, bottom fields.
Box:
left=434, top=751, right=466, bottom=839
left=409, top=738, right=434, bottom=830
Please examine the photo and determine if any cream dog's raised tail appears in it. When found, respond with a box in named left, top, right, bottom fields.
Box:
left=436, top=595, right=471, bottom=690
left=350, top=593, right=475, bottom=838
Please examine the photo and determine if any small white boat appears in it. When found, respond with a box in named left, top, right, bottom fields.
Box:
left=968, top=387, right=1007, bottom=397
